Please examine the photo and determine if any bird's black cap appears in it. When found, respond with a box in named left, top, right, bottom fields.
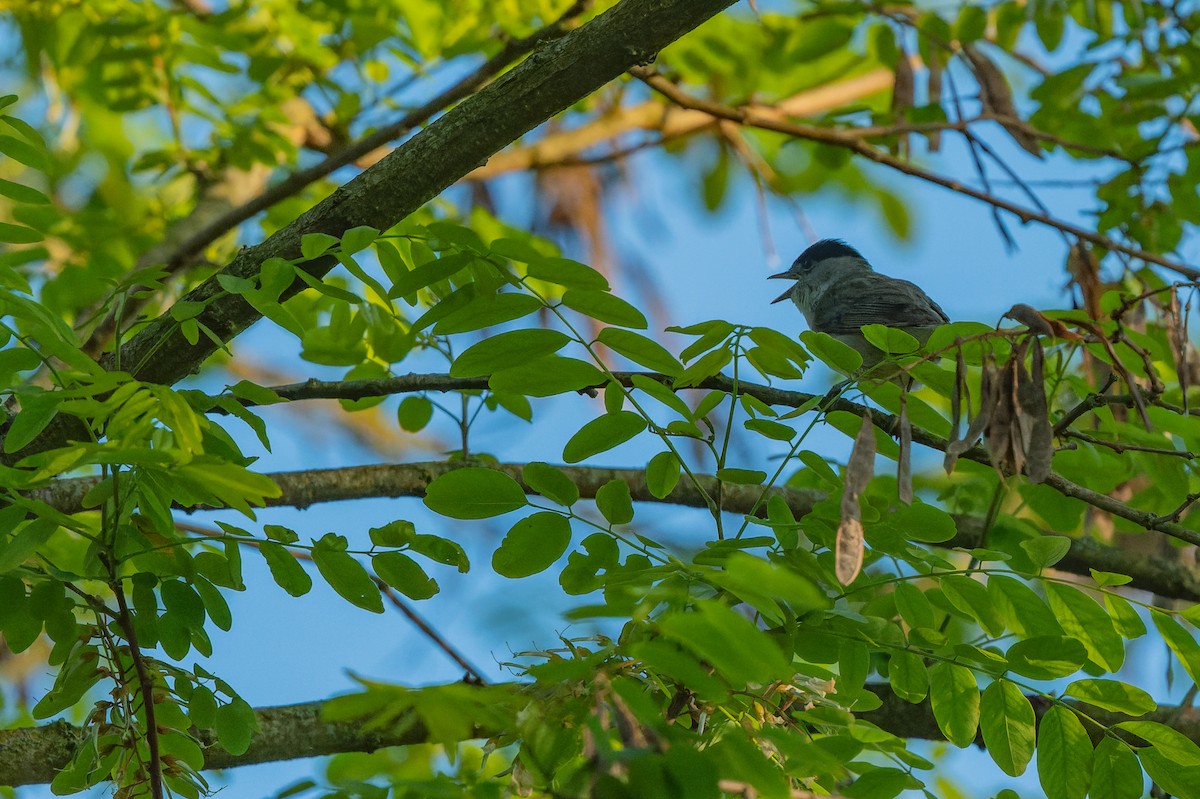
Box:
left=796, top=239, right=864, bottom=264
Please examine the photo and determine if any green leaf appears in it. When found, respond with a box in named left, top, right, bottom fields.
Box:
left=0, top=133, right=46, bottom=170
left=1139, top=747, right=1200, bottom=798
left=928, top=662, right=979, bottom=747
left=1045, top=583, right=1124, bottom=671
left=492, top=512, right=572, bottom=578
left=988, top=574, right=1063, bottom=638
left=888, top=650, right=928, bottom=703
left=940, top=575, right=1004, bottom=637
left=713, top=553, right=827, bottom=620
left=1038, top=706, right=1093, bottom=799
left=860, top=325, right=920, bottom=354
left=300, top=232, right=339, bottom=259
left=596, top=479, right=634, bottom=525
left=1090, top=569, right=1132, bottom=587
left=1020, top=535, right=1072, bottom=569
left=597, top=328, right=683, bottom=377
left=312, top=534, right=384, bottom=613
left=0, top=222, right=41, bottom=244
left=258, top=542, right=312, bottom=597
left=489, top=355, right=605, bottom=397
left=1005, top=635, right=1087, bottom=680
left=521, top=462, right=579, bottom=506
left=408, top=533, right=469, bottom=572
left=424, top=468, right=528, bottom=519
left=160, top=579, right=205, bottom=630
left=214, top=698, right=258, bottom=756
left=715, top=467, right=766, bottom=485
left=1064, top=679, right=1156, bottom=715
left=341, top=225, right=379, bottom=254
left=373, top=551, right=438, bottom=599
left=432, top=292, right=542, bottom=335
left=646, top=451, right=681, bottom=498
left=1117, top=720, right=1200, bottom=765
left=1151, top=611, right=1200, bottom=684
left=979, top=679, right=1035, bottom=776
left=630, top=374, right=692, bottom=417
left=397, top=396, right=434, bottom=432
left=188, top=685, right=218, bottom=729
left=561, top=290, right=648, bottom=329
left=527, top=256, right=609, bottom=290
left=0, top=518, right=55, bottom=575
left=194, top=576, right=232, bottom=632
left=894, top=581, right=935, bottom=630
left=659, top=600, right=790, bottom=685
left=562, top=411, right=647, bottom=463
left=789, top=18, right=853, bottom=60
left=887, top=501, right=957, bottom=543
left=1091, top=738, right=1145, bottom=799
left=744, top=418, right=795, bottom=441
left=5, top=393, right=59, bottom=453
left=1105, top=593, right=1147, bottom=639
left=389, top=252, right=474, bottom=298
left=800, top=331, right=862, bottom=374
left=676, top=347, right=732, bottom=387
left=450, top=329, right=571, bottom=378
left=559, top=532, right=619, bottom=594
left=0, top=178, right=48, bottom=205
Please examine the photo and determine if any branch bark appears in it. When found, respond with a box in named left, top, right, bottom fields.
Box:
left=4, top=679, right=1199, bottom=787
left=27, top=458, right=1200, bottom=604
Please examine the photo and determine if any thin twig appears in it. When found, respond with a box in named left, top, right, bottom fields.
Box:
left=109, top=572, right=163, bottom=799
left=629, top=67, right=1200, bottom=281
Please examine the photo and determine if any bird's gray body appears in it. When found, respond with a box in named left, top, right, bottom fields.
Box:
left=770, top=240, right=948, bottom=372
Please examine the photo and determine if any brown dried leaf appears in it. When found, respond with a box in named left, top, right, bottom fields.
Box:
left=1019, top=338, right=1053, bottom=483
left=1066, top=242, right=1104, bottom=321
left=986, top=354, right=1022, bottom=477
left=892, top=51, right=914, bottom=158
left=963, top=45, right=1041, bottom=157
left=845, top=413, right=877, bottom=505
left=927, top=58, right=943, bottom=152
left=945, top=355, right=995, bottom=474
left=1002, top=303, right=1084, bottom=340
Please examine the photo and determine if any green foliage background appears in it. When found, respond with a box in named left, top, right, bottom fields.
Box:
left=0, top=1, right=1200, bottom=798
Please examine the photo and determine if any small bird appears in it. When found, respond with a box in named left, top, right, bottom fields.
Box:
left=770, top=239, right=949, bottom=373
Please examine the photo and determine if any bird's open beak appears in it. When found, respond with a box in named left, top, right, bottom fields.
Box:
left=768, top=272, right=795, bottom=304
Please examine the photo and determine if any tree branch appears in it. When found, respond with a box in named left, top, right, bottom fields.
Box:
left=27, top=457, right=1200, bottom=604
left=196, top=369, right=1200, bottom=548
left=4, top=679, right=1199, bottom=787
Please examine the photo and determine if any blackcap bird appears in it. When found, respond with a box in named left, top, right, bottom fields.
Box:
left=770, top=239, right=949, bottom=373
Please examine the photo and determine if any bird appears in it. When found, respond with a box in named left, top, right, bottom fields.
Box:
left=769, top=238, right=949, bottom=375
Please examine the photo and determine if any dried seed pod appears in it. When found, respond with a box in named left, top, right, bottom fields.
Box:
left=963, top=44, right=1042, bottom=157
left=1019, top=338, right=1053, bottom=482
left=893, top=50, right=915, bottom=158
left=838, top=414, right=876, bottom=585
left=927, top=58, right=944, bottom=152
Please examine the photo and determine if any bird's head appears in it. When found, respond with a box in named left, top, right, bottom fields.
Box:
left=769, top=239, right=873, bottom=309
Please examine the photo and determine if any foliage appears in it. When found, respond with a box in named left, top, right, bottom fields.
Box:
left=1, top=1, right=1200, bottom=799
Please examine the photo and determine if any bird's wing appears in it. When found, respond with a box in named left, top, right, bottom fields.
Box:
left=809, top=274, right=949, bottom=334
